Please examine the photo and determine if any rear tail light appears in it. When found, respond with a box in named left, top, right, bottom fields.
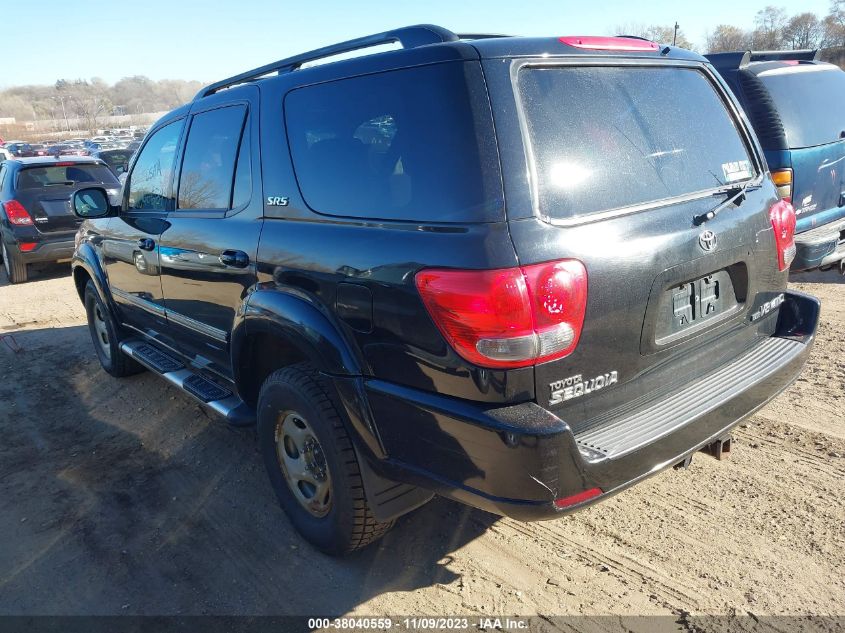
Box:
left=415, top=259, right=588, bottom=369
left=559, top=35, right=659, bottom=52
left=771, top=168, right=793, bottom=202
left=18, top=242, right=37, bottom=252
left=770, top=199, right=797, bottom=271
left=2, top=200, right=33, bottom=226
left=554, top=487, right=603, bottom=509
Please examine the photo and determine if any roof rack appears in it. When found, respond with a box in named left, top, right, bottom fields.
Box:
left=615, top=34, right=654, bottom=41
left=194, top=24, right=459, bottom=100
left=706, top=49, right=819, bottom=70
left=747, top=49, right=819, bottom=63
left=457, top=33, right=510, bottom=40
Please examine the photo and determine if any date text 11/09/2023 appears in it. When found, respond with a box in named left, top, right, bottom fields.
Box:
left=307, top=617, right=529, bottom=630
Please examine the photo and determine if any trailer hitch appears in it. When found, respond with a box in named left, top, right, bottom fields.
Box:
left=701, top=435, right=732, bottom=460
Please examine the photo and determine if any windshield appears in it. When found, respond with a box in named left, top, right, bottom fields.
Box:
left=758, top=65, right=845, bottom=149
left=519, top=65, right=755, bottom=220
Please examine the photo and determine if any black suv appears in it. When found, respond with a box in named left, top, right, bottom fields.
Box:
left=707, top=50, right=845, bottom=272
left=1, top=156, right=121, bottom=283
left=70, top=26, right=819, bottom=554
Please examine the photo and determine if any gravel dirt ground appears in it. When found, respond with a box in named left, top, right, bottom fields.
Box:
left=0, top=264, right=842, bottom=623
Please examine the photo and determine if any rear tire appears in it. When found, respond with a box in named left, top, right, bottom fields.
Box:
left=1, top=240, right=28, bottom=284
left=257, top=363, right=393, bottom=555
left=83, top=280, right=143, bottom=377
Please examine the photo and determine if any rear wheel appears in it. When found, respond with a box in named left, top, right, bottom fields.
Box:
left=1, top=240, right=28, bottom=284
left=257, top=363, right=393, bottom=555
left=83, top=280, right=142, bottom=377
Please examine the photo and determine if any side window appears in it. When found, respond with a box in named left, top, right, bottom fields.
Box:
left=127, top=120, right=183, bottom=210
left=284, top=61, right=503, bottom=223
left=177, top=105, right=246, bottom=210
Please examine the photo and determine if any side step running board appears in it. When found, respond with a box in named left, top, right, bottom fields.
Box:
left=120, top=340, right=254, bottom=426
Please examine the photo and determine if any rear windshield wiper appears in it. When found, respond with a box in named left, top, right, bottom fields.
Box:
left=694, top=180, right=753, bottom=225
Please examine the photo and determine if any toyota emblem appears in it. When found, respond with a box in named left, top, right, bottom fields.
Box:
left=699, top=230, right=717, bottom=252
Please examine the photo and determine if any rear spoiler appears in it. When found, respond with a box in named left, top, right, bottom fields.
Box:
left=706, top=49, right=820, bottom=70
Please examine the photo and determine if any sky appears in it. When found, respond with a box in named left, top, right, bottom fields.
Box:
left=1, top=0, right=834, bottom=87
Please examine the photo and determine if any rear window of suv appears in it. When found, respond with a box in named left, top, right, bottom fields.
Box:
left=285, top=61, right=503, bottom=223
left=17, top=164, right=118, bottom=189
left=756, top=65, right=845, bottom=149
left=519, top=66, right=755, bottom=221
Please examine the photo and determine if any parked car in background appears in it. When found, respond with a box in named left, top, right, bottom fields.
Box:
left=91, top=148, right=134, bottom=177
left=0, top=156, right=121, bottom=283
left=47, top=144, right=90, bottom=157
left=708, top=50, right=845, bottom=272
left=70, top=26, right=818, bottom=554
left=0, top=147, right=10, bottom=163
left=5, top=142, right=34, bottom=158
left=29, top=144, right=50, bottom=157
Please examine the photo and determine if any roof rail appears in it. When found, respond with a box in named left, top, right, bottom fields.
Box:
left=457, top=33, right=510, bottom=40
left=194, top=24, right=459, bottom=100
left=615, top=34, right=654, bottom=41
left=706, top=49, right=819, bottom=70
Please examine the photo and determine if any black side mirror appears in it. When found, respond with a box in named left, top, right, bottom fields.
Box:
left=73, top=187, right=113, bottom=219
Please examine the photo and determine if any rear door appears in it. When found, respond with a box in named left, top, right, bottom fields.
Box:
left=157, top=87, right=262, bottom=378
left=14, top=162, right=120, bottom=234
left=757, top=64, right=845, bottom=228
left=486, top=58, right=780, bottom=427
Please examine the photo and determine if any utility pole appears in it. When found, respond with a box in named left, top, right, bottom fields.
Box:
left=673, top=21, right=679, bottom=46
left=51, top=94, right=70, bottom=133
left=59, top=95, right=70, bottom=133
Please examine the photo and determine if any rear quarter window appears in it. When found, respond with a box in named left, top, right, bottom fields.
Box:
left=284, top=61, right=503, bottom=223
left=519, top=65, right=756, bottom=221
left=756, top=65, right=845, bottom=149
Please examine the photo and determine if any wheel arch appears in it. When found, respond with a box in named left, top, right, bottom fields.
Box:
left=231, top=288, right=365, bottom=408
left=71, top=245, right=110, bottom=306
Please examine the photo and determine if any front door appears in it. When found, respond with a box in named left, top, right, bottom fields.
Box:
left=157, top=88, right=262, bottom=379
left=103, top=118, right=185, bottom=337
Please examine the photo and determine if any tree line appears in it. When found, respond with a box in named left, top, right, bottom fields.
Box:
left=0, top=76, right=203, bottom=130
left=707, top=2, right=845, bottom=53
left=617, top=1, right=843, bottom=53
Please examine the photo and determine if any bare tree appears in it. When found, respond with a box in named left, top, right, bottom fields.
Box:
left=614, top=22, right=695, bottom=50
left=752, top=5, right=788, bottom=49
left=706, top=24, right=753, bottom=52
left=822, top=0, right=845, bottom=47
left=784, top=12, right=823, bottom=48
left=59, top=80, right=112, bottom=135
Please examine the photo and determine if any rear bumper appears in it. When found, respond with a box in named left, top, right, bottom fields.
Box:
left=792, top=218, right=845, bottom=270
left=3, top=234, right=75, bottom=264
left=363, top=291, right=819, bottom=520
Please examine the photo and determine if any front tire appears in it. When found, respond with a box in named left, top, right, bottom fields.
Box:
left=83, top=280, right=142, bottom=377
left=257, top=363, right=393, bottom=555
left=1, top=240, right=28, bottom=284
